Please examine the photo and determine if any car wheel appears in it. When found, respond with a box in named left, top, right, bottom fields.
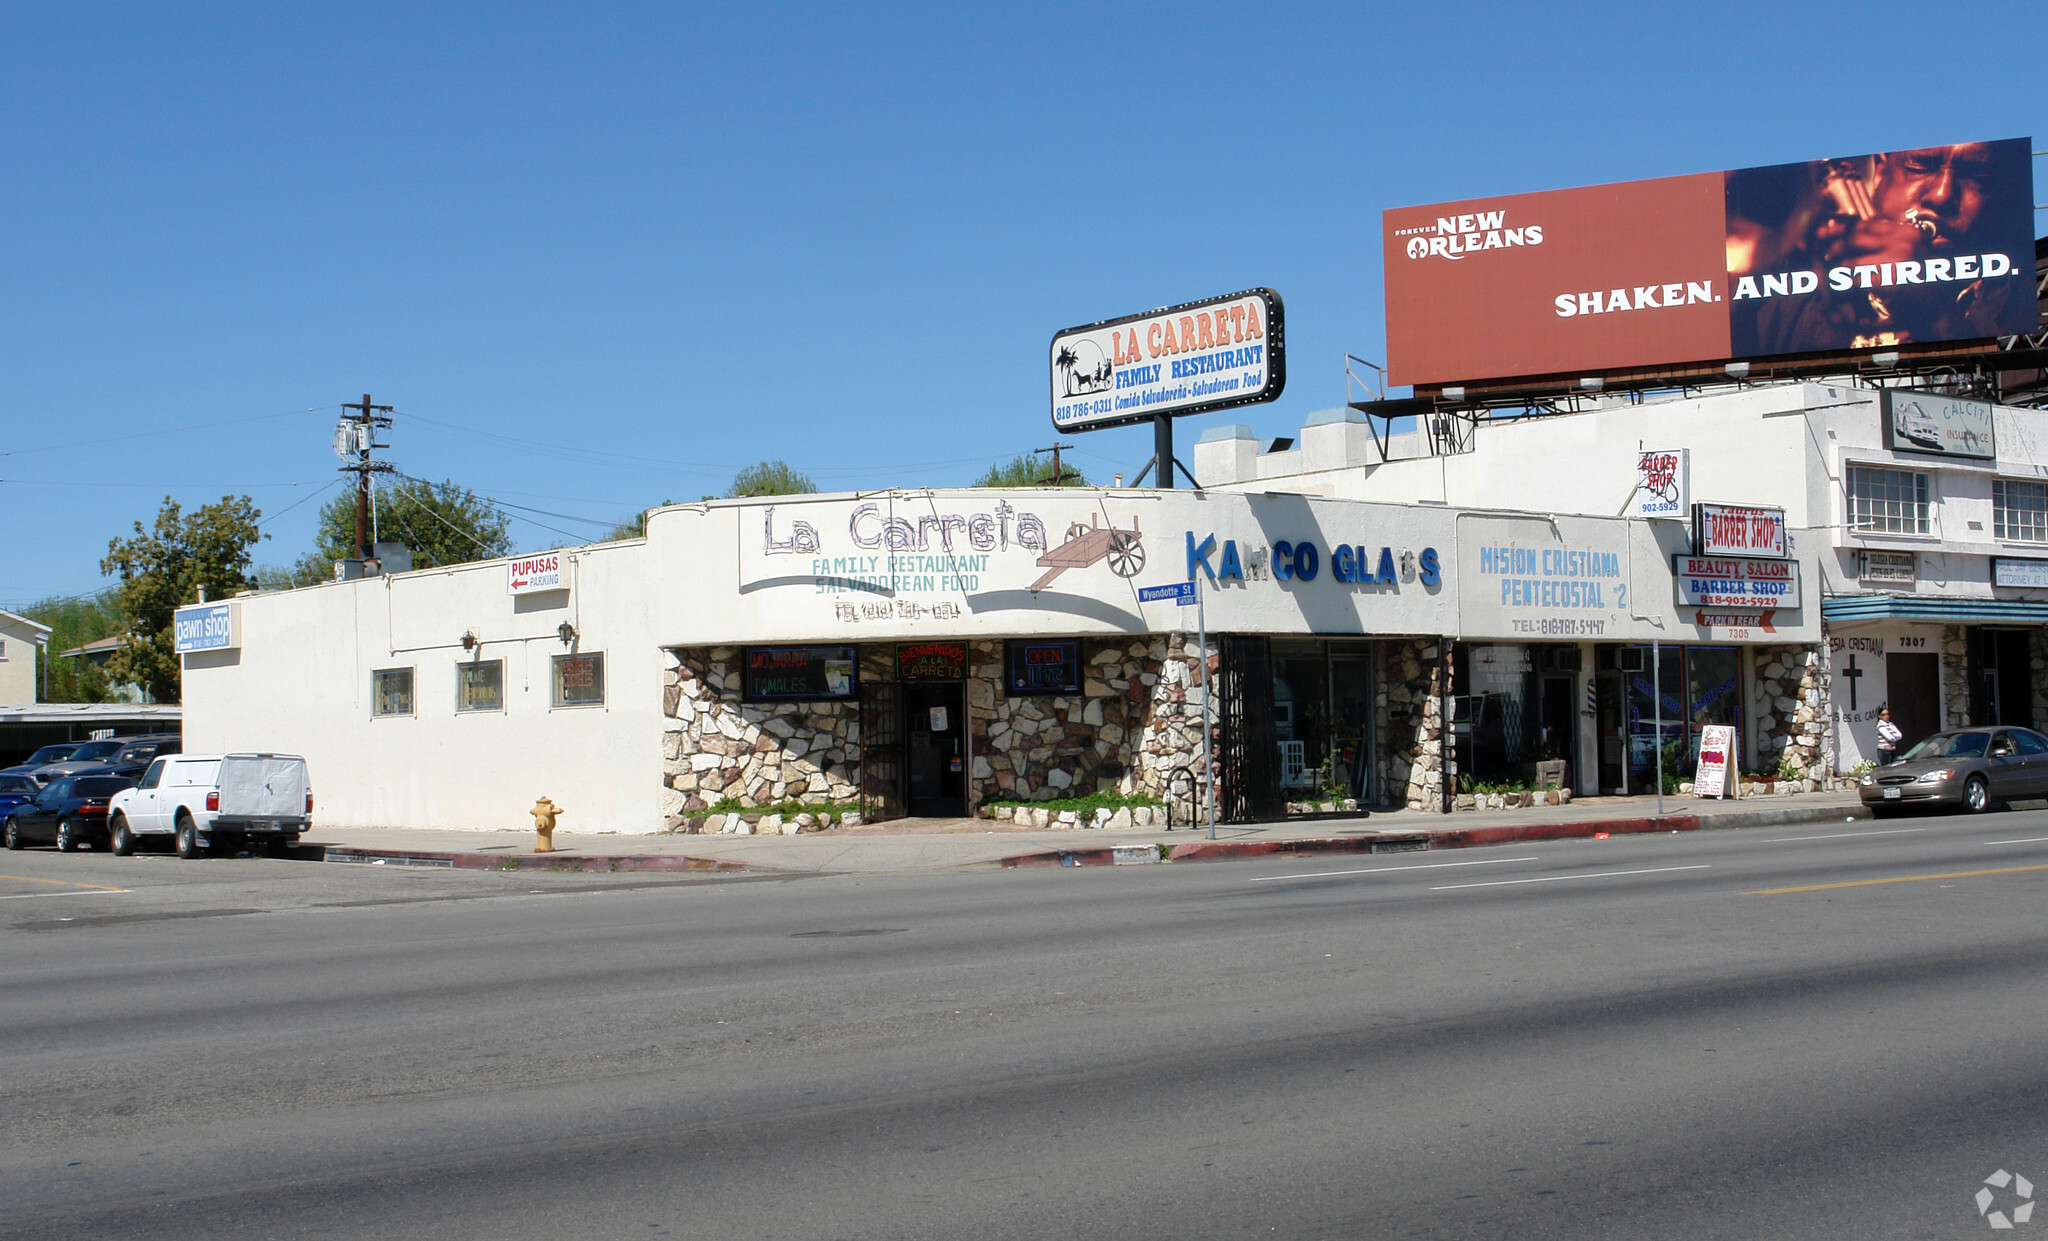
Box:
left=56, top=820, right=78, bottom=853
left=3, top=817, right=21, bottom=850
left=175, top=814, right=203, bottom=860
left=1964, top=775, right=1990, bottom=814
left=111, top=815, right=138, bottom=857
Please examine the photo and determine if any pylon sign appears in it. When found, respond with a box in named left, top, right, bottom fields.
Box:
left=1050, top=288, right=1284, bottom=433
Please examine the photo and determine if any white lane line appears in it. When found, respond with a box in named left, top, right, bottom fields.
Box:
left=1431, top=864, right=1710, bottom=891
left=1986, top=837, right=2048, bottom=846
left=0, top=888, right=132, bottom=900
left=1762, top=828, right=1925, bottom=843
left=1248, top=856, right=1541, bottom=883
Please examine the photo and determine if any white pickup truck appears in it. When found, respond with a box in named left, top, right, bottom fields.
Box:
left=107, top=753, right=312, bottom=859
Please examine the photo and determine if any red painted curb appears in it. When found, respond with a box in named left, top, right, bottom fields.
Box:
left=1001, top=847, right=1122, bottom=869
left=1427, top=815, right=1700, bottom=850
left=1166, top=836, right=1417, bottom=863
left=322, top=847, right=752, bottom=873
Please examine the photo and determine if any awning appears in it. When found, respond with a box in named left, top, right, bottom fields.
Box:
left=1822, top=594, right=2048, bottom=624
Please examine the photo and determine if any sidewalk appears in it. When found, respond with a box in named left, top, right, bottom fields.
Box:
left=310, top=789, right=1871, bottom=875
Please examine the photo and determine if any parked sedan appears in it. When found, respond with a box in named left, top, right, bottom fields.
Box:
left=0, top=743, right=82, bottom=784
left=1859, top=727, right=2048, bottom=815
left=30, top=737, right=142, bottom=782
left=2, top=774, right=138, bottom=851
left=0, top=774, right=39, bottom=820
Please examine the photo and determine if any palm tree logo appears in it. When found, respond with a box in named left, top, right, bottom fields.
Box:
left=1055, top=340, right=1113, bottom=397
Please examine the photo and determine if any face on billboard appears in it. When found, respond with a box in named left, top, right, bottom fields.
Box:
left=1384, top=138, right=2036, bottom=388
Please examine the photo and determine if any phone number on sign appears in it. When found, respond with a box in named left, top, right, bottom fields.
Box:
left=1511, top=617, right=1607, bottom=635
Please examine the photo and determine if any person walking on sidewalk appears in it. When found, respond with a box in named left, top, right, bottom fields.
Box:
left=1875, top=707, right=1902, bottom=767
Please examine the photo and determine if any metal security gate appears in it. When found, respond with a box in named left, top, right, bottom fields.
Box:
left=1216, top=634, right=1283, bottom=823
left=859, top=681, right=906, bottom=822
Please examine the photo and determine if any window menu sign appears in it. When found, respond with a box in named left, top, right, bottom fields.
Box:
left=1882, top=388, right=1995, bottom=460
left=897, top=641, right=966, bottom=681
left=744, top=646, right=857, bottom=700
left=1004, top=639, right=1081, bottom=695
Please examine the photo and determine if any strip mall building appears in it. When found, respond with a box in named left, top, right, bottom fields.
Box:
left=184, top=443, right=1837, bottom=832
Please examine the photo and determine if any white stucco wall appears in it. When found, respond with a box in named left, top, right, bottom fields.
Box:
left=0, top=612, right=50, bottom=704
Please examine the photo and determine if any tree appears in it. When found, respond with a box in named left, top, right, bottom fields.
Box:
left=268, top=478, right=513, bottom=587
left=605, top=499, right=677, bottom=542
left=973, top=452, right=1089, bottom=488
left=727, top=461, right=817, bottom=498
left=20, top=588, right=122, bottom=703
left=100, top=495, right=265, bottom=704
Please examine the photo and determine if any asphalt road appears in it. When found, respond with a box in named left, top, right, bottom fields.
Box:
left=4, top=809, right=2046, bottom=1239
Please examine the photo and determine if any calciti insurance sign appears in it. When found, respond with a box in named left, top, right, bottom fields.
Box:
left=172, top=602, right=235, bottom=654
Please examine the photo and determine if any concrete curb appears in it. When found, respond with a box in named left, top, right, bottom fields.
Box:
left=999, top=800, right=1869, bottom=869
left=321, top=847, right=756, bottom=874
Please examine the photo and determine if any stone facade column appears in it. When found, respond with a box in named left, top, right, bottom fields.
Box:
left=1942, top=625, right=1970, bottom=730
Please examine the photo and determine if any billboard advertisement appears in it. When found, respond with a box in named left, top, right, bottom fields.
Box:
left=1881, top=388, right=1995, bottom=459
left=1384, top=138, right=2036, bottom=387
left=1050, top=289, right=1284, bottom=432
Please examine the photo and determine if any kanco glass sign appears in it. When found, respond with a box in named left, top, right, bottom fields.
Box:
left=1050, top=288, right=1285, bottom=432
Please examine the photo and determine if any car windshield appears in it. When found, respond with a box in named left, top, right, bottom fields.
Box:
left=1902, top=732, right=1990, bottom=760
left=24, top=745, right=79, bottom=765
left=0, top=775, right=36, bottom=794
left=69, top=740, right=126, bottom=761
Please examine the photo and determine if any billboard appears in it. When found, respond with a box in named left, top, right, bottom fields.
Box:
left=1384, top=138, right=2036, bottom=388
left=1881, top=388, right=1995, bottom=459
left=1050, top=289, right=1284, bottom=432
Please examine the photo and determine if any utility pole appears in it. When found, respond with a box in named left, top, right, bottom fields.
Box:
left=336, top=395, right=395, bottom=560
left=1033, top=442, right=1077, bottom=486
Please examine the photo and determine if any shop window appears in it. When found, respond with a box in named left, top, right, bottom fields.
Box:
left=1993, top=478, right=2048, bottom=542
left=372, top=667, right=414, bottom=717
left=742, top=646, right=856, bottom=701
left=552, top=652, right=605, bottom=707
left=1846, top=465, right=1930, bottom=534
left=457, top=660, right=504, bottom=712
left=1004, top=639, right=1080, bottom=696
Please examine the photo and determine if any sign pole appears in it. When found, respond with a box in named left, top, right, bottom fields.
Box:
left=1653, top=638, right=1664, bottom=816
left=1199, top=572, right=1215, bottom=838
left=1155, top=415, right=1176, bottom=489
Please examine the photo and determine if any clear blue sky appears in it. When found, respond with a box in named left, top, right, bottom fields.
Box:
left=4, top=1, right=2043, bottom=607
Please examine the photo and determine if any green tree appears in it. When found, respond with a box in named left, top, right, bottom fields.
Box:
left=605, top=499, right=678, bottom=542
left=20, top=588, right=122, bottom=703
left=268, top=479, right=514, bottom=587
left=100, top=495, right=265, bottom=704
left=973, top=452, right=1089, bottom=487
left=727, top=461, right=816, bottom=498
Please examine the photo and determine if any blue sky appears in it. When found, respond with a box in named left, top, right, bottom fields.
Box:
left=4, top=1, right=2043, bottom=607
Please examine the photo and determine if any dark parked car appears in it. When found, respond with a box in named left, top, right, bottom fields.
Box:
left=0, top=773, right=39, bottom=820
left=1859, top=726, right=2048, bottom=815
left=32, top=737, right=143, bottom=782
left=2, top=774, right=139, bottom=851
left=0, top=743, right=83, bottom=785
left=112, top=735, right=181, bottom=767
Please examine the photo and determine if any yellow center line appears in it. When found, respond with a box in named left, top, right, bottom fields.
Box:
left=0, top=874, right=129, bottom=892
left=1747, top=864, right=2048, bottom=895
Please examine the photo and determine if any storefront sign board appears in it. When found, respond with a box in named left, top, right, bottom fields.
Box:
left=1674, top=555, right=1801, bottom=610
left=1694, top=723, right=1736, bottom=798
left=1694, top=503, right=1786, bottom=558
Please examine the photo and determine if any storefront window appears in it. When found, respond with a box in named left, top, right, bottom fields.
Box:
left=457, top=660, right=504, bottom=712
left=1621, top=645, right=1742, bottom=789
left=552, top=653, right=605, bottom=707
left=372, top=668, right=413, bottom=717
left=1269, top=640, right=1375, bottom=801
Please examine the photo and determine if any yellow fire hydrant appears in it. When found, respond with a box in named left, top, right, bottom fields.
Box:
left=531, top=796, right=562, bottom=853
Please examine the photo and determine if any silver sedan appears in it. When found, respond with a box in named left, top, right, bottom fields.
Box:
left=1859, top=726, right=2048, bottom=815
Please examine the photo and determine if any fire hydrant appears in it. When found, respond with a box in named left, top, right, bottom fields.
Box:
left=531, top=796, right=562, bottom=853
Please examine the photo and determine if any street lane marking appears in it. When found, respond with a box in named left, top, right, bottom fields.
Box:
left=1431, top=864, right=1709, bottom=891
left=0, top=889, right=132, bottom=900
left=1762, top=828, right=1924, bottom=842
left=1747, top=864, right=2048, bottom=895
left=0, top=874, right=128, bottom=892
left=1986, top=837, right=2048, bottom=845
left=1248, top=856, right=1541, bottom=883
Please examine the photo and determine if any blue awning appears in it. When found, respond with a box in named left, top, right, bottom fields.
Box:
left=1822, top=594, right=2048, bottom=624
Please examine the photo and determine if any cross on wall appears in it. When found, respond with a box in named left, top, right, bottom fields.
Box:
left=1839, top=654, right=1862, bottom=711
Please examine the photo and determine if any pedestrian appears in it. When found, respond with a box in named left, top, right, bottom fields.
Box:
left=1875, top=706, right=1902, bottom=767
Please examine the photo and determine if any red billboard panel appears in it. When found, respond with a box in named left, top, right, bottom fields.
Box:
left=1384, top=138, right=2037, bottom=388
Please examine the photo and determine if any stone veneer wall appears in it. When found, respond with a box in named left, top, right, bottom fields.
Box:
left=1942, top=625, right=1970, bottom=730
left=662, top=639, right=1212, bottom=830
left=1750, top=644, right=1827, bottom=775
left=1379, top=638, right=1447, bottom=812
